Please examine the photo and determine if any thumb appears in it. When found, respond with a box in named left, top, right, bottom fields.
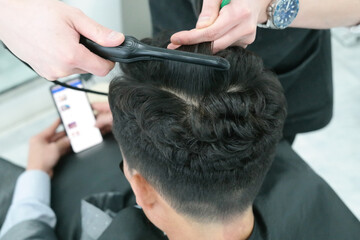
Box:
left=56, top=136, right=71, bottom=156
left=74, top=10, right=124, bottom=47
left=92, top=102, right=110, bottom=113
left=95, top=113, right=113, bottom=129
left=196, top=0, right=222, bottom=29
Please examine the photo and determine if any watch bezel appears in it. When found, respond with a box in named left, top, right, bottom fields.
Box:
left=271, top=0, right=300, bottom=29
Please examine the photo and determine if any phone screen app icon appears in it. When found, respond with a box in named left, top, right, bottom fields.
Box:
left=52, top=79, right=103, bottom=153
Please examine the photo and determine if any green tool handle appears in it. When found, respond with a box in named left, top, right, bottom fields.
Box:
left=220, top=0, right=231, bottom=9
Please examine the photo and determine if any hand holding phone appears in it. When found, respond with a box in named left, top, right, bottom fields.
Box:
left=92, top=102, right=113, bottom=135
left=51, top=79, right=103, bottom=153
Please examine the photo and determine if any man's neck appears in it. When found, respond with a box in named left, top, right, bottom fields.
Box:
left=167, top=207, right=255, bottom=240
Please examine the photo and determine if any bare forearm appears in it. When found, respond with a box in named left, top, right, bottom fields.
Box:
left=291, top=0, right=360, bottom=28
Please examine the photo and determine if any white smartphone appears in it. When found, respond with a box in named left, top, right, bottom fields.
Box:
left=50, top=78, right=103, bottom=153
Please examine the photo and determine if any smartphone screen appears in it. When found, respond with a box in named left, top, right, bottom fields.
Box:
left=51, top=79, right=103, bottom=153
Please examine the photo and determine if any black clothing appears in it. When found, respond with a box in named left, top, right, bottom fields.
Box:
left=252, top=141, right=360, bottom=239
left=0, top=159, right=23, bottom=229
left=148, top=0, right=333, bottom=136
left=1, top=136, right=359, bottom=239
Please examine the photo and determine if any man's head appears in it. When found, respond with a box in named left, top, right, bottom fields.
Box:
left=108, top=38, right=286, bottom=231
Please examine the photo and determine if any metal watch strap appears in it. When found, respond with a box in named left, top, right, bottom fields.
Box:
left=257, top=0, right=279, bottom=29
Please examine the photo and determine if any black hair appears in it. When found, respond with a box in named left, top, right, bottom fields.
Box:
left=109, top=36, right=287, bottom=222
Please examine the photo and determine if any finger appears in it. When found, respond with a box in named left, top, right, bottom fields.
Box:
left=73, top=10, right=125, bottom=47
left=171, top=9, right=238, bottom=45
left=51, top=131, right=67, bottom=142
left=75, top=44, right=115, bottom=76
left=95, top=113, right=113, bottom=129
left=56, top=136, right=71, bottom=156
left=196, top=0, right=222, bottom=29
left=72, top=68, right=88, bottom=75
left=92, top=102, right=111, bottom=112
left=212, top=24, right=256, bottom=52
left=40, top=119, right=62, bottom=139
left=232, top=39, right=249, bottom=48
left=40, top=68, right=88, bottom=81
left=100, top=126, right=112, bottom=136
left=167, top=43, right=181, bottom=50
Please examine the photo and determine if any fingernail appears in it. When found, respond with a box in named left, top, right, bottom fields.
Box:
left=108, top=31, right=123, bottom=41
left=168, top=44, right=181, bottom=50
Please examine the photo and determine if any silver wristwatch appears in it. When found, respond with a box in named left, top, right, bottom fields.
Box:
left=258, top=0, right=300, bottom=30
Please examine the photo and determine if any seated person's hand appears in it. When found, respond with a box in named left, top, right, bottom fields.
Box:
left=27, top=119, right=71, bottom=177
left=92, top=102, right=113, bottom=135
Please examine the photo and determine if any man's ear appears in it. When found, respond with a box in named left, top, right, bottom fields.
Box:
left=129, top=173, right=158, bottom=210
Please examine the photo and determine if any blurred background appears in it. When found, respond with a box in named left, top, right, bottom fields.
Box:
left=0, top=0, right=359, bottom=219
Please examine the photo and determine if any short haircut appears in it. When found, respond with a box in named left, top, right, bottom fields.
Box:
left=109, top=37, right=287, bottom=222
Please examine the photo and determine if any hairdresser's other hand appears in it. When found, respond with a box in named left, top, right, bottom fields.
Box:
left=0, top=0, right=124, bottom=80
left=169, top=0, right=270, bottom=52
left=27, top=119, right=71, bottom=177
left=92, top=102, right=113, bottom=135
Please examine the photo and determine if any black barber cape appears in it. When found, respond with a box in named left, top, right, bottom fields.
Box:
left=249, top=141, right=360, bottom=239
left=1, top=140, right=359, bottom=240
left=104, top=140, right=359, bottom=240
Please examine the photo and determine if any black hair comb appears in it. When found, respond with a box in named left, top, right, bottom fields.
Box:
left=3, top=35, right=230, bottom=96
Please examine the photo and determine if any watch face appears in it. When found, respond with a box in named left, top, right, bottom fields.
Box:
left=273, top=0, right=299, bottom=29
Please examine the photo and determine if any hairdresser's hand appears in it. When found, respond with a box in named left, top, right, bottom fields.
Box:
left=92, top=102, right=113, bottom=135
left=169, top=0, right=270, bottom=52
left=27, top=119, right=71, bottom=177
left=0, top=0, right=124, bottom=80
